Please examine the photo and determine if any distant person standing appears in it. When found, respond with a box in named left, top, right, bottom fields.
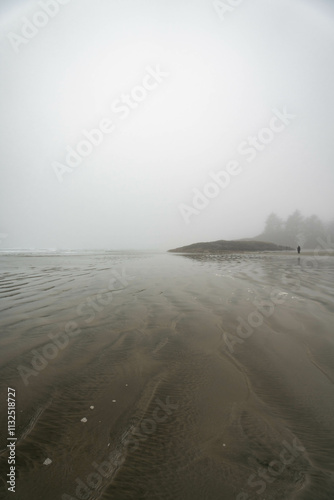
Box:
left=297, top=245, right=301, bottom=254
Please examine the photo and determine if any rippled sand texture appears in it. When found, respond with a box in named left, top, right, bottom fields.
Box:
left=0, top=251, right=334, bottom=499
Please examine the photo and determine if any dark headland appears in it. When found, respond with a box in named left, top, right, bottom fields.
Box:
left=168, top=239, right=292, bottom=253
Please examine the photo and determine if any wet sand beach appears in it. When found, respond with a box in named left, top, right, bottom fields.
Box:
left=0, top=251, right=334, bottom=499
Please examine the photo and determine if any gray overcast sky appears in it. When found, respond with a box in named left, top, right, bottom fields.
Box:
left=0, top=0, right=333, bottom=250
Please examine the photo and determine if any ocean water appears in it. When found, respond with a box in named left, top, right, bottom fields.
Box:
left=0, top=250, right=333, bottom=499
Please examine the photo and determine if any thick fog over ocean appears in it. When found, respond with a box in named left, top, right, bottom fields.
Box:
left=1, top=0, right=334, bottom=250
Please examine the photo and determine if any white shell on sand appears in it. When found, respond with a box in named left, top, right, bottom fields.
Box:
left=112, top=400, right=116, bottom=403
left=81, top=417, right=87, bottom=423
left=90, top=406, right=94, bottom=410
left=43, top=458, right=52, bottom=466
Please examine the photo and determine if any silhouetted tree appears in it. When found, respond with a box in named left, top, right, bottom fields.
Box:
left=285, top=210, right=304, bottom=247
left=264, top=213, right=283, bottom=234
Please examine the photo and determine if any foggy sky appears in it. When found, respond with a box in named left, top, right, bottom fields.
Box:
left=1, top=0, right=334, bottom=250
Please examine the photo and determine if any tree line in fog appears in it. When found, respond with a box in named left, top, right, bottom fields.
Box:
left=255, top=210, right=334, bottom=249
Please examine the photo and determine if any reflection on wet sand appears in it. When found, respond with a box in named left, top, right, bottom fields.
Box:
left=0, top=251, right=333, bottom=499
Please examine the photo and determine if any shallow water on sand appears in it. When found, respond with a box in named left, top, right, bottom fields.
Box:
left=0, top=251, right=334, bottom=500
